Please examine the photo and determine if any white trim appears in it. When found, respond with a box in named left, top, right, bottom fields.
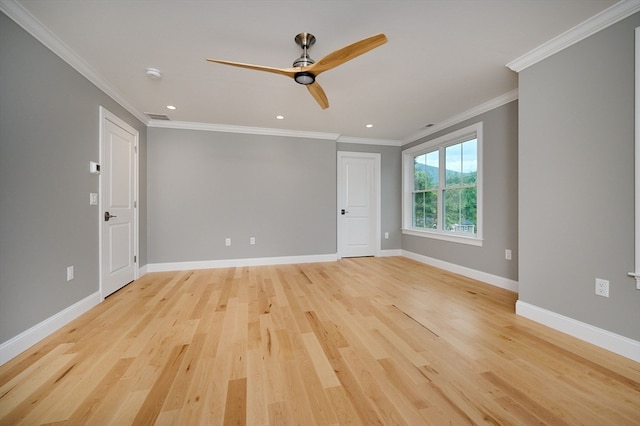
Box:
left=378, top=249, right=403, bottom=257
left=516, top=301, right=640, bottom=362
left=0, top=292, right=101, bottom=366
left=99, top=106, right=139, bottom=299
left=148, top=121, right=402, bottom=146
left=402, top=122, right=484, bottom=246
left=402, top=250, right=519, bottom=293
left=402, top=228, right=484, bottom=247
left=402, top=90, right=517, bottom=145
left=337, top=152, right=382, bottom=258
left=146, top=253, right=338, bottom=273
left=0, top=0, right=149, bottom=125
left=148, top=119, right=340, bottom=141
left=630, top=26, right=640, bottom=289
left=336, top=136, right=401, bottom=146
left=506, top=0, right=640, bottom=72
left=139, top=263, right=149, bottom=277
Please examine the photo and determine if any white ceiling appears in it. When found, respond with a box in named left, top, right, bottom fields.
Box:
left=2, top=0, right=625, bottom=142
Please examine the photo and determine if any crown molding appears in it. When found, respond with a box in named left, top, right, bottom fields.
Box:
left=0, top=0, right=149, bottom=125
left=401, top=89, right=518, bottom=146
left=506, top=0, right=640, bottom=72
left=5, top=0, right=632, bottom=141
left=148, top=120, right=341, bottom=141
left=0, top=0, right=405, bottom=145
left=336, top=136, right=401, bottom=146
left=149, top=120, right=402, bottom=145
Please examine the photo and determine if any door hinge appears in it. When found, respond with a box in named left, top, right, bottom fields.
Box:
left=134, top=255, right=137, bottom=263
left=134, top=145, right=138, bottom=154
left=134, top=200, right=137, bottom=208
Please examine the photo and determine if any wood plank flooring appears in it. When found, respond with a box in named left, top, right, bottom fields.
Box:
left=1, top=257, right=639, bottom=425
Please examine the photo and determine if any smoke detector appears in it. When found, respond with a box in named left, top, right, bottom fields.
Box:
left=145, top=68, right=162, bottom=79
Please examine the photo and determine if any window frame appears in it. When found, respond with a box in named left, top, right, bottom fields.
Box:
left=402, top=122, right=483, bottom=246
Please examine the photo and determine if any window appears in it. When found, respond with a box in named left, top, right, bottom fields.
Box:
left=403, top=123, right=482, bottom=246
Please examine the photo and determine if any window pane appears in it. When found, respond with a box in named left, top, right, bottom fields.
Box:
left=413, top=191, right=437, bottom=229
left=414, top=154, right=426, bottom=190
left=403, top=123, right=481, bottom=242
left=414, top=151, right=439, bottom=191
left=445, top=143, right=462, bottom=186
left=462, top=139, right=477, bottom=184
left=425, top=151, right=439, bottom=189
left=413, top=192, right=424, bottom=227
left=444, top=187, right=477, bottom=234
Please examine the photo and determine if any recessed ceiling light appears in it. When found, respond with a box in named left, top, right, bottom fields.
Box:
left=145, top=68, right=162, bottom=79
left=276, top=115, right=284, bottom=120
left=366, top=124, right=374, bottom=128
left=166, top=105, right=176, bottom=110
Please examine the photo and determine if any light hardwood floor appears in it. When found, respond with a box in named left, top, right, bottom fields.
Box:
left=1, top=257, right=639, bottom=425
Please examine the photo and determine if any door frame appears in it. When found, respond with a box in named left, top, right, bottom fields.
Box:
left=337, top=151, right=381, bottom=258
left=99, top=106, right=139, bottom=299
left=631, top=26, right=640, bottom=287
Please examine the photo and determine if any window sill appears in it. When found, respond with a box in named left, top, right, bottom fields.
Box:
left=402, top=228, right=484, bottom=247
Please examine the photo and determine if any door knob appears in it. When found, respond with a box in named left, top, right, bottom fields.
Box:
left=104, top=211, right=117, bottom=221
left=341, top=209, right=349, bottom=215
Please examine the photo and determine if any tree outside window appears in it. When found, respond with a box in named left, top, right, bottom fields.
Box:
left=403, top=122, right=482, bottom=246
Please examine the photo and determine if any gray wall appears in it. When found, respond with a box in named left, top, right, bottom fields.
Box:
left=0, top=13, right=147, bottom=343
left=147, top=128, right=336, bottom=262
left=4, top=2, right=635, bottom=354
left=402, top=101, right=519, bottom=281
left=336, top=143, right=402, bottom=251
left=519, top=13, right=639, bottom=340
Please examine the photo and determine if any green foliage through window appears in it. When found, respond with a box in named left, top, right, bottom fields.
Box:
left=411, top=137, right=478, bottom=235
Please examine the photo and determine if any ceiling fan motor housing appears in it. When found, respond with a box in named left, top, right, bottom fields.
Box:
left=294, top=71, right=315, bottom=85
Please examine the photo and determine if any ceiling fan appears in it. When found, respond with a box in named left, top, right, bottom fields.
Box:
left=206, top=33, right=387, bottom=109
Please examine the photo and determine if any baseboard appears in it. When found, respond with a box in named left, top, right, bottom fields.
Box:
left=146, top=253, right=339, bottom=273
left=4, top=258, right=636, bottom=367
left=0, top=291, right=101, bottom=366
left=0, top=253, right=337, bottom=366
left=401, top=250, right=519, bottom=292
left=138, top=263, right=148, bottom=276
left=516, top=301, right=640, bottom=362
left=378, top=249, right=403, bottom=257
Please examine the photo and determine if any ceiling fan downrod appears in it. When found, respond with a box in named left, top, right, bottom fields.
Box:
left=293, top=33, right=316, bottom=85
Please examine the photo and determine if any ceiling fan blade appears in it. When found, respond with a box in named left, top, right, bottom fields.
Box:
left=309, top=33, right=387, bottom=75
left=206, top=58, right=297, bottom=79
left=307, top=82, right=329, bottom=109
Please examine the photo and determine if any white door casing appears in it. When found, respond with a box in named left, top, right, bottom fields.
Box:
left=630, top=26, right=640, bottom=288
left=100, top=107, right=138, bottom=297
left=337, top=152, right=380, bottom=258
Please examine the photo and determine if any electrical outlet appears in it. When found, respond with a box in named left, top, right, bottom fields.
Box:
left=225, top=238, right=231, bottom=247
left=384, top=232, right=389, bottom=239
left=595, top=278, right=609, bottom=298
left=505, top=249, right=512, bottom=260
left=250, top=237, right=256, bottom=245
left=66, top=266, right=74, bottom=281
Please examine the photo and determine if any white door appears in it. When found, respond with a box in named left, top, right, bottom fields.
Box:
left=100, top=107, right=137, bottom=297
left=337, top=152, right=380, bottom=258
